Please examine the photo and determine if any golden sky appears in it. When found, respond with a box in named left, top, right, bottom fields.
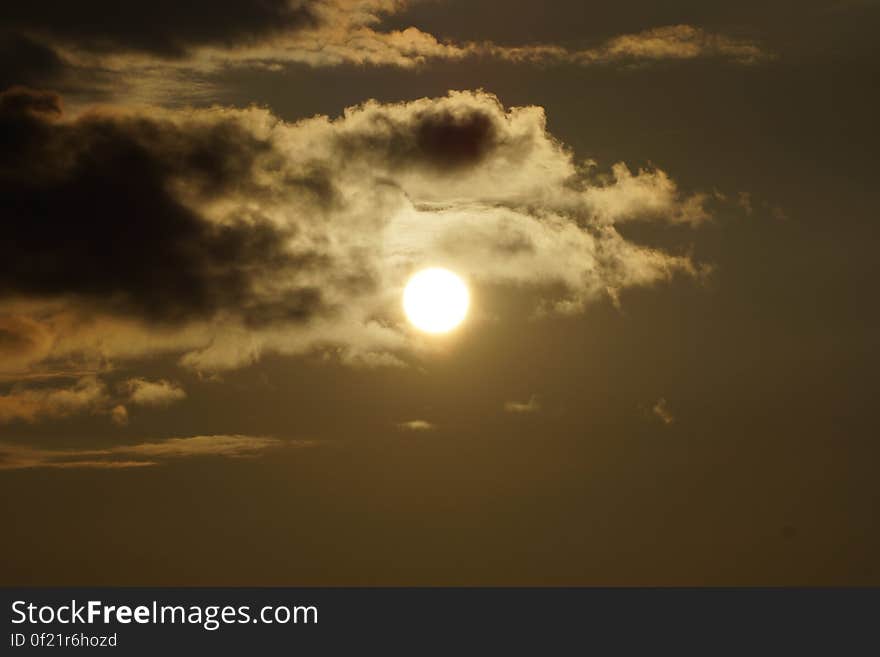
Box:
left=1, top=0, right=878, bottom=585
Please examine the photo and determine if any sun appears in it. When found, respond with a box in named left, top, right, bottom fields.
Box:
left=403, top=268, right=470, bottom=334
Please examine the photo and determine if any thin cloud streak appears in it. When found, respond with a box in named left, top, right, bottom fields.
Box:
left=0, top=435, right=311, bottom=470
left=0, top=1, right=770, bottom=104
left=397, top=420, right=435, bottom=431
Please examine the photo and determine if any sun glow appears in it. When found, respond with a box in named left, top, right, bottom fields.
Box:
left=403, top=268, right=470, bottom=334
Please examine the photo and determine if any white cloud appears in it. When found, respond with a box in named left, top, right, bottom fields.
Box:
left=124, top=378, right=186, bottom=407
left=397, top=420, right=435, bottom=431
left=504, top=396, right=541, bottom=413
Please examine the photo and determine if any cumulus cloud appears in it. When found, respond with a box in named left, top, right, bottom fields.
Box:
left=397, top=420, right=435, bottom=431
left=123, top=379, right=187, bottom=407
left=0, top=86, right=712, bottom=378
left=504, top=396, right=540, bottom=414
left=581, top=163, right=711, bottom=226
left=0, top=434, right=302, bottom=470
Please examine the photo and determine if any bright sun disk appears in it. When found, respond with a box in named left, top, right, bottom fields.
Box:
left=403, top=268, right=469, bottom=334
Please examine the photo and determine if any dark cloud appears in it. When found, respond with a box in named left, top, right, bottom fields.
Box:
left=0, top=33, right=64, bottom=89
left=0, top=84, right=62, bottom=117
left=0, top=315, right=54, bottom=375
left=334, top=101, right=530, bottom=174
left=3, top=1, right=318, bottom=57
left=0, top=317, right=49, bottom=355
left=0, top=87, right=333, bottom=325
left=414, top=109, right=498, bottom=170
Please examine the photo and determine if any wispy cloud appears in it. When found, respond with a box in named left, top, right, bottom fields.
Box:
left=0, top=435, right=309, bottom=470
left=183, top=20, right=770, bottom=72
left=2, top=1, right=771, bottom=105
left=504, top=396, right=541, bottom=414
left=571, top=24, right=768, bottom=65
left=397, top=420, right=435, bottom=432
left=652, top=398, right=675, bottom=425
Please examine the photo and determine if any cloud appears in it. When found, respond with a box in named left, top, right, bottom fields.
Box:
left=581, top=163, right=711, bottom=226
left=3, top=0, right=318, bottom=57
left=0, top=376, right=110, bottom=423
left=0, top=375, right=185, bottom=425
left=0, top=87, right=331, bottom=327
left=0, top=1, right=770, bottom=104
left=124, top=378, right=187, bottom=407
left=0, top=33, right=65, bottom=91
left=504, top=396, right=540, bottom=414
left=570, top=24, right=768, bottom=65
left=478, top=24, right=769, bottom=67
left=110, top=404, right=129, bottom=426
left=397, top=420, right=435, bottom=431
left=78, top=21, right=769, bottom=103
left=1, top=87, right=713, bottom=378
left=0, top=315, right=54, bottom=376
left=652, top=398, right=675, bottom=425
left=0, top=434, right=301, bottom=470
left=108, top=435, right=289, bottom=458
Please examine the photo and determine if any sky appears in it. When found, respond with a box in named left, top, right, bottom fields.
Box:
left=1, top=0, right=878, bottom=585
